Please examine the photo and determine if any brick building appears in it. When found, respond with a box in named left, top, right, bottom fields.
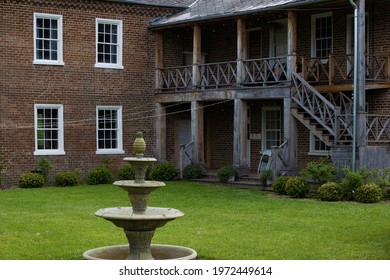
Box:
left=150, top=0, right=390, bottom=178
left=0, top=0, right=191, bottom=187
left=2, top=0, right=390, bottom=187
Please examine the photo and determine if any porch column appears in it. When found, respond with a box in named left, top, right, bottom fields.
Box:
left=155, top=103, right=166, bottom=161
left=192, top=24, right=202, bottom=88
left=191, top=101, right=204, bottom=164
left=284, top=97, right=298, bottom=174
left=237, top=18, right=247, bottom=85
left=356, top=0, right=366, bottom=148
left=233, top=99, right=249, bottom=173
left=155, top=32, right=163, bottom=89
left=287, top=11, right=297, bottom=78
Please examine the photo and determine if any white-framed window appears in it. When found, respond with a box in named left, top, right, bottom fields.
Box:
left=95, top=18, right=123, bottom=69
left=33, top=13, right=64, bottom=65
left=34, top=104, right=65, bottom=155
left=96, top=106, right=124, bottom=154
left=311, top=12, right=333, bottom=58
left=262, top=107, right=281, bottom=151
left=309, top=133, right=331, bottom=156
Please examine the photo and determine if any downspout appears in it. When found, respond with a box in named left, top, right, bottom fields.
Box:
left=349, top=0, right=358, bottom=172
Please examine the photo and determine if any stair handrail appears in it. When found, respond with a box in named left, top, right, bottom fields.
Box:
left=291, top=72, right=338, bottom=138
left=179, top=140, right=194, bottom=179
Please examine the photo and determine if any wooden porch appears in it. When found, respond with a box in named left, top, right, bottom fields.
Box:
left=155, top=54, right=390, bottom=94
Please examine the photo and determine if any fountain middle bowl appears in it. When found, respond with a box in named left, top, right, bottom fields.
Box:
left=95, top=207, right=184, bottom=231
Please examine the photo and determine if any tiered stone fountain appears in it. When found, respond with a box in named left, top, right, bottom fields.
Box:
left=83, top=132, right=197, bottom=260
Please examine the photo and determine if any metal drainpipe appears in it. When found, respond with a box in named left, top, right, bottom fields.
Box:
left=349, top=0, right=358, bottom=172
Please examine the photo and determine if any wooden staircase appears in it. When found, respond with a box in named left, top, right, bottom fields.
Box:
left=291, top=73, right=354, bottom=147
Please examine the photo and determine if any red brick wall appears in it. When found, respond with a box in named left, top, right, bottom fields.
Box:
left=0, top=0, right=177, bottom=187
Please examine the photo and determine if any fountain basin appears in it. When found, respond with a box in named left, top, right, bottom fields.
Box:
left=95, top=207, right=184, bottom=231
left=83, top=244, right=197, bottom=260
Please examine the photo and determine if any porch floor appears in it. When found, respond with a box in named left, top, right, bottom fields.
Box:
left=190, top=170, right=273, bottom=191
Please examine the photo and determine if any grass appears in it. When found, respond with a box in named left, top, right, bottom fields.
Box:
left=0, top=181, right=389, bottom=260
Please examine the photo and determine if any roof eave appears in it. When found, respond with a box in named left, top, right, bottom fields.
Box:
left=104, top=0, right=190, bottom=9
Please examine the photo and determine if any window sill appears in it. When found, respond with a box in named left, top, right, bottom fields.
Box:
left=94, top=63, right=124, bottom=70
left=33, top=60, right=65, bottom=66
left=34, top=150, right=66, bottom=156
left=96, top=150, right=125, bottom=155
left=308, top=151, right=330, bottom=156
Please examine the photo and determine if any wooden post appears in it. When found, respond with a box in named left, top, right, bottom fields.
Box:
left=155, top=103, right=166, bottom=161
left=233, top=99, right=248, bottom=171
left=192, top=25, right=202, bottom=88
left=191, top=101, right=204, bottom=164
left=155, top=32, right=163, bottom=89
left=302, top=56, right=307, bottom=79
left=356, top=0, right=367, bottom=150
left=329, top=53, right=334, bottom=85
left=284, top=97, right=298, bottom=174
left=287, top=11, right=297, bottom=79
left=237, top=18, right=247, bottom=85
left=386, top=55, right=390, bottom=79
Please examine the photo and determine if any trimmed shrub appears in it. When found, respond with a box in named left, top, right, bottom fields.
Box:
left=300, top=159, right=338, bottom=184
left=217, top=166, right=237, bottom=183
left=55, top=171, right=79, bottom=187
left=272, top=176, right=290, bottom=195
left=150, top=162, right=177, bottom=181
left=117, top=164, right=135, bottom=180
left=285, top=177, right=311, bottom=198
left=339, top=168, right=365, bottom=201
left=183, top=164, right=205, bottom=179
left=317, top=182, right=342, bottom=201
left=19, top=172, right=45, bottom=188
left=87, top=166, right=113, bottom=185
left=36, top=156, right=52, bottom=183
left=354, top=182, right=383, bottom=203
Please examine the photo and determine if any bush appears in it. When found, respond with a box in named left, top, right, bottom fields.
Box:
left=317, top=182, right=342, bottom=201
left=354, top=182, right=383, bottom=203
left=300, top=159, right=338, bottom=184
left=87, top=166, right=113, bottom=185
left=19, top=172, right=45, bottom=188
left=183, top=164, right=205, bottom=179
left=117, top=164, right=135, bottom=180
left=272, top=176, right=290, bottom=195
left=36, top=156, right=52, bottom=183
left=339, top=167, right=365, bottom=201
left=285, top=177, right=311, bottom=198
left=55, top=171, right=79, bottom=187
left=150, top=162, right=177, bottom=181
left=217, top=166, right=237, bottom=183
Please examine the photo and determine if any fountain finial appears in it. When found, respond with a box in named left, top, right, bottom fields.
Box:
left=133, top=131, right=146, bottom=158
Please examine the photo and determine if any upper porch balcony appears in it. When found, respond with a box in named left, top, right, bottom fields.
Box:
left=156, top=54, right=390, bottom=93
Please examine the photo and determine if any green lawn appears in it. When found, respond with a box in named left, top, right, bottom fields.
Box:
left=0, top=181, right=389, bottom=260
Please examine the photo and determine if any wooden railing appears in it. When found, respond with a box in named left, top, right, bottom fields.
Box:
left=291, top=72, right=338, bottom=137
left=242, top=57, right=288, bottom=86
left=199, top=61, right=237, bottom=88
left=366, top=115, right=390, bottom=143
left=301, top=54, right=390, bottom=84
left=157, top=57, right=289, bottom=91
left=158, top=65, right=192, bottom=90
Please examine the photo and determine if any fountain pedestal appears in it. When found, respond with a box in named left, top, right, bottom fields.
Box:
left=83, top=132, right=196, bottom=260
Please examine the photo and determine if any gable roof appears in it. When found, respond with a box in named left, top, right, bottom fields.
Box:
left=149, top=0, right=329, bottom=28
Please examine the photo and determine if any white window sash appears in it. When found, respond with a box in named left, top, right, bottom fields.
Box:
left=96, top=106, right=124, bottom=154
left=34, top=104, right=65, bottom=155
left=95, top=18, right=123, bottom=69
left=33, top=13, right=64, bottom=65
